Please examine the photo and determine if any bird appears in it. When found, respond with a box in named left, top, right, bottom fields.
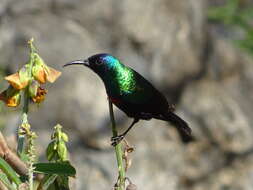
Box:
left=64, top=53, right=192, bottom=145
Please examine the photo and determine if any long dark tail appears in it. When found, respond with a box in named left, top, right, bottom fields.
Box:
left=153, top=112, right=194, bottom=143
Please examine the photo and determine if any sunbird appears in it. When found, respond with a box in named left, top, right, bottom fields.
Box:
left=64, top=53, right=192, bottom=145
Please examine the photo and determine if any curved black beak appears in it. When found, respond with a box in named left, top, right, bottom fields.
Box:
left=63, top=59, right=89, bottom=67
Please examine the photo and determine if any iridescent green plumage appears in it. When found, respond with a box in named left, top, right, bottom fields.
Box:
left=100, top=58, right=153, bottom=104
left=115, top=65, right=136, bottom=94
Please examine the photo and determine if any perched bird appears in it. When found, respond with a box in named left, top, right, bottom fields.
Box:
left=64, top=53, right=192, bottom=145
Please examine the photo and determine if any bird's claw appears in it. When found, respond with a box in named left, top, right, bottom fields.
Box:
left=111, top=135, right=125, bottom=146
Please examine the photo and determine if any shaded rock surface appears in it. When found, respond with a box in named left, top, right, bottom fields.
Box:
left=1, top=0, right=253, bottom=189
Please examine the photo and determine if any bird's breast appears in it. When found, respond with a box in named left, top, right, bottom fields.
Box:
left=108, top=96, right=122, bottom=105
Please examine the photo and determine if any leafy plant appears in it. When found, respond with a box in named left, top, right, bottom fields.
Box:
left=0, top=38, right=75, bottom=190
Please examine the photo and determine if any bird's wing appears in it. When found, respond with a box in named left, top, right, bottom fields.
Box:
left=120, top=68, right=165, bottom=105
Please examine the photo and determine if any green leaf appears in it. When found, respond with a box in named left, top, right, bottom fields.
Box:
left=38, top=174, right=58, bottom=190
left=0, top=158, right=21, bottom=185
left=34, top=162, right=76, bottom=177
left=0, top=173, right=17, bottom=190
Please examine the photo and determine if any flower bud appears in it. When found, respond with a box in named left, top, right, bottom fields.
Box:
left=57, top=140, right=68, bottom=161
left=32, top=53, right=61, bottom=84
left=32, top=53, right=47, bottom=83
left=61, top=132, right=69, bottom=142
left=19, top=64, right=30, bottom=85
left=46, top=141, right=56, bottom=161
left=29, top=80, right=39, bottom=98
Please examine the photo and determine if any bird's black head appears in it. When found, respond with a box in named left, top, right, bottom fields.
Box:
left=64, top=53, right=119, bottom=74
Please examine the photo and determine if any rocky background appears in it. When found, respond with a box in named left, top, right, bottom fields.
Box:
left=1, top=0, right=253, bottom=189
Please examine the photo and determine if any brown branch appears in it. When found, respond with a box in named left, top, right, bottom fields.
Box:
left=0, top=132, right=28, bottom=176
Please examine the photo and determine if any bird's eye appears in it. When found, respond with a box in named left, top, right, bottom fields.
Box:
left=95, top=60, right=103, bottom=65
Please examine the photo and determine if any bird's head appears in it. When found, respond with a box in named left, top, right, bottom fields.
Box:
left=63, top=53, right=120, bottom=74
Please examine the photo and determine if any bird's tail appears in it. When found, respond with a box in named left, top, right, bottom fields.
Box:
left=154, top=112, right=194, bottom=143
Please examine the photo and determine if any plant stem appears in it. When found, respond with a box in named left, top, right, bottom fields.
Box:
left=27, top=131, right=36, bottom=190
left=108, top=100, right=125, bottom=190
left=17, top=38, right=36, bottom=155
left=17, top=38, right=37, bottom=190
left=27, top=38, right=37, bottom=190
left=17, top=93, right=29, bottom=154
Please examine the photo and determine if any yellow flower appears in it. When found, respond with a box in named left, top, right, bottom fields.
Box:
left=46, top=66, right=62, bottom=83
left=5, top=64, right=30, bottom=90
left=32, top=87, right=47, bottom=103
left=0, top=86, right=21, bottom=107
left=32, top=53, right=61, bottom=84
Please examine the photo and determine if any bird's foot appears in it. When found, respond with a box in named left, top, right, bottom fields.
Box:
left=111, top=135, right=125, bottom=146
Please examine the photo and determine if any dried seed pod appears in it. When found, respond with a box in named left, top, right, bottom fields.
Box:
left=126, top=147, right=134, bottom=153
left=126, top=183, right=137, bottom=190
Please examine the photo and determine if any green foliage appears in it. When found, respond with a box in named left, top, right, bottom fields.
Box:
left=208, top=0, right=253, bottom=55
left=44, top=124, right=73, bottom=190
left=34, top=162, right=76, bottom=176
left=0, top=158, right=22, bottom=186
left=0, top=173, right=17, bottom=190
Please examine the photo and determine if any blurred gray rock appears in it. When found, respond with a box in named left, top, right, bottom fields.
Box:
left=1, top=0, right=253, bottom=190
